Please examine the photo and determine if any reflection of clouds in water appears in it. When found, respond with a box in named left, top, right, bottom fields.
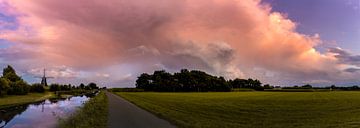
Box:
left=3, top=96, right=90, bottom=128
left=0, top=121, right=5, bottom=127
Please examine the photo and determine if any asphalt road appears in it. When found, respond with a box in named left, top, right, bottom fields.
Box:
left=106, top=91, right=175, bottom=128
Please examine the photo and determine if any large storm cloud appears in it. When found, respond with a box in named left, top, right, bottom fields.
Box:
left=0, top=0, right=358, bottom=86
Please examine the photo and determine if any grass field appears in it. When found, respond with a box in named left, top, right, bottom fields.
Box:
left=59, top=91, right=108, bottom=128
left=0, top=92, right=54, bottom=109
left=116, top=92, right=360, bottom=128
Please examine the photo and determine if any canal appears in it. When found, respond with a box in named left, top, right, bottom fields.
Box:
left=0, top=95, right=93, bottom=128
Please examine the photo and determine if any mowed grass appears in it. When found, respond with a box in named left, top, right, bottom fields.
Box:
left=116, top=92, right=360, bottom=128
left=0, top=92, right=54, bottom=109
left=59, top=91, right=108, bottom=128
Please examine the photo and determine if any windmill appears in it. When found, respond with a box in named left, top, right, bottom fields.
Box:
left=35, top=69, right=54, bottom=86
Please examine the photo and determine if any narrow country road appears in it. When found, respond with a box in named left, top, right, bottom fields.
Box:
left=106, top=91, right=175, bottom=128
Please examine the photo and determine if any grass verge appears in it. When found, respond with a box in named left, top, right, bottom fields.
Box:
left=58, top=91, right=108, bottom=128
left=116, top=91, right=360, bottom=128
left=0, top=92, right=54, bottom=109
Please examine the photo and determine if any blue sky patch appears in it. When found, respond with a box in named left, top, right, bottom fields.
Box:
left=0, top=39, right=14, bottom=49
left=0, top=12, right=18, bottom=30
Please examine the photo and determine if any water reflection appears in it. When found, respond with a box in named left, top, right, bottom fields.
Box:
left=0, top=95, right=92, bottom=128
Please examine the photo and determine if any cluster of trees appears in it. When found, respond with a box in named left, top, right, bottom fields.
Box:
left=329, top=85, right=360, bottom=91
left=282, top=84, right=313, bottom=89
left=0, top=65, right=49, bottom=96
left=136, top=69, right=265, bottom=92
left=0, top=65, right=31, bottom=96
left=0, top=65, right=101, bottom=96
left=281, top=84, right=360, bottom=91
left=228, top=78, right=265, bottom=90
left=30, top=83, right=45, bottom=93
left=49, top=82, right=99, bottom=92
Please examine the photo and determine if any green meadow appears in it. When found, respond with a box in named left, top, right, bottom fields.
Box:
left=116, top=92, right=360, bottom=128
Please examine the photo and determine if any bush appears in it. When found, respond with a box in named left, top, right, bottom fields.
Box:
left=7, top=80, right=30, bottom=95
left=30, top=83, right=45, bottom=93
left=50, top=84, right=61, bottom=92
left=0, top=78, right=10, bottom=96
left=0, top=65, right=31, bottom=95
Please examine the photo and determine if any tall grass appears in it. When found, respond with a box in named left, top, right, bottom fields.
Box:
left=59, top=91, right=108, bottom=128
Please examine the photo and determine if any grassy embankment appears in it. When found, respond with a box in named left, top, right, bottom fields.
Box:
left=0, top=92, right=54, bottom=109
left=116, top=91, right=360, bottom=128
left=59, top=91, right=108, bottom=128
left=0, top=90, right=97, bottom=109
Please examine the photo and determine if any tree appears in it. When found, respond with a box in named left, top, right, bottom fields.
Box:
left=136, top=73, right=152, bottom=90
left=330, top=85, right=336, bottom=90
left=88, top=82, right=98, bottom=89
left=49, top=83, right=61, bottom=92
left=2, top=65, right=21, bottom=82
left=230, top=78, right=248, bottom=88
left=84, top=85, right=91, bottom=90
left=135, top=69, right=238, bottom=92
left=3, top=65, right=15, bottom=76
left=174, top=69, right=192, bottom=91
left=0, top=78, right=10, bottom=96
left=302, top=84, right=312, bottom=89
left=80, top=83, right=85, bottom=89
left=8, top=80, right=30, bottom=95
left=0, top=65, right=32, bottom=95
left=263, top=84, right=272, bottom=89
left=30, top=83, right=45, bottom=93
left=352, top=85, right=359, bottom=90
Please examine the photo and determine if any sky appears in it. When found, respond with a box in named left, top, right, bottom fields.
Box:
left=0, top=0, right=360, bottom=87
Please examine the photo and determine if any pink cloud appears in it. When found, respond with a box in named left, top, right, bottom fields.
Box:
left=0, top=0, right=357, bottom=86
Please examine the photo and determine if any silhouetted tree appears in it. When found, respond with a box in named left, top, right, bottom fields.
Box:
left=263, top=84, right=273, bottom=89
left=30, top=83, right=45, bottom=93
left=352, top=85, right=359, bottom=90
left=80, top=83, right=85, bottom=89
left=136, top=69, right=233, bottom=92
left=2, top=65, right=21, bottom=82
left=136, top=73, right=152, bottom=90
left=302, top=84, right=312, bottom=89
left=230, top=78, right=248, bottom=88
left=330, top=85, right=336, bottom=89
left=88, top=82, right=98, bottom=89
left=84, top=86, right=91, bottom=90
left=49, top=83, right=61, bottom=92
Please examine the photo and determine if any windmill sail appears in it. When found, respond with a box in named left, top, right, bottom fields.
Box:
left=39, top=69, right=54, bottom=86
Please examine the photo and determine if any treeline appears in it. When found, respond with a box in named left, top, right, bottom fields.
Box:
left=49, top=82, right=99, bottom=92
left=282, top=84, right=313, bottom=89
left=329, top=85, right=360, bottom=91
left=136, top=69, right=265, bottom=92
left=0, top=65, right=100, bottom=96
left=283, top=84, right=360, bottom=91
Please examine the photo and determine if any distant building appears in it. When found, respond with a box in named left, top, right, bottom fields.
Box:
left=39, top=69, right=53, bottom=86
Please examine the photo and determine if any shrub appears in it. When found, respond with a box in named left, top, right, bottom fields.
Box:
left=8, top=80, right=30, bottom=95
left=0, top=78, right=10, bottom=96
left=30, top=83, right=45, bottom=93
left=50, top=84, right=61, bottom=92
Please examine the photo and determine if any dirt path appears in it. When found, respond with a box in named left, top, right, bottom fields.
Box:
left=106, top=91, right=175, bottom=128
